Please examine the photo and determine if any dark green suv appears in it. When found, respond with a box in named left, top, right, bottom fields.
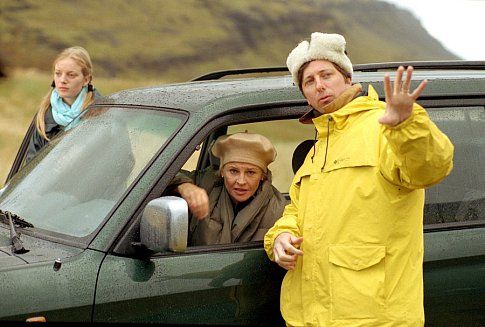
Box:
left=1, top=62, right=484, bottom=325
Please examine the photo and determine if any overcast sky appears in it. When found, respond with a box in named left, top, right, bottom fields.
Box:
left=383, top=0, right=485, bottom=60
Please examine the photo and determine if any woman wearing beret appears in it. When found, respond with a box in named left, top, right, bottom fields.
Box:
left=26, top=46, right=100, bottom=163
left=170, top=132, right=286, bottom=246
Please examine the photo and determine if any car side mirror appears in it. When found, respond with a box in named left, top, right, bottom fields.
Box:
left=140, top=196, right=188, bottom=253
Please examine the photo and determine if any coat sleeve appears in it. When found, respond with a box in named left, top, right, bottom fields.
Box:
left=264, top=177, right=302, bottom=261
left=379, top=103, right=454, bottom=189
left=165, top=166, right=219, bottom=196
left=164, top=170, right=196, bottom=195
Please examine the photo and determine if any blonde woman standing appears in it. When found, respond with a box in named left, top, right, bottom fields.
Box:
left=26, top=46, right=99, bottom=162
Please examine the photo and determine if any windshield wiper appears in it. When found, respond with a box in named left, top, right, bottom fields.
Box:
left=0, top=209, right=33, bottom=254
left=0, top=209, right=34, bottom=228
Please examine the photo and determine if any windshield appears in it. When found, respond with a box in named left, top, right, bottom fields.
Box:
left=0, top=106, right=183, bottom=238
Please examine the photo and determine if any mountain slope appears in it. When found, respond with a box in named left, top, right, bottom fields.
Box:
left=0, top=0, right=459, bottom=82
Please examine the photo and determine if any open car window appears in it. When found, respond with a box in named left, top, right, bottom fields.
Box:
left=175, top=118, right=314, bottom=250
left=227, top=119, right=315, bottom=193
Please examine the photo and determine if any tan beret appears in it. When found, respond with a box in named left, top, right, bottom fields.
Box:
left=211, top=132, right=276, bottom=172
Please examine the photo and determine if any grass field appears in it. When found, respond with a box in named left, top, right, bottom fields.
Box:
left=0, top=69, right=161, bottom=186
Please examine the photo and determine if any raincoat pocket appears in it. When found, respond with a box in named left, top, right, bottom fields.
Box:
left=328, top=244, right=386, bottom=320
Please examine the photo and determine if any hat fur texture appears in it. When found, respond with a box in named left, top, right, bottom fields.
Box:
left=286, top=32, right=353, bottom=86
left=211, top=132, right=276, bottom=173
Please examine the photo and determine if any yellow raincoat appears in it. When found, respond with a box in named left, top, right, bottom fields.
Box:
left=264, top=85, right=454, bottom=326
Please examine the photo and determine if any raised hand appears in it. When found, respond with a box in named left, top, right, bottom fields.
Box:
left=273, top=232, right=304, bottom=270
left=176, top=182, right=209, bottom=220
left=378, top=66, right=428, bottom=126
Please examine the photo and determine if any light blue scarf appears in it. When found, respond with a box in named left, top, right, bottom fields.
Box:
left=51, top=86, right=88, bottom=127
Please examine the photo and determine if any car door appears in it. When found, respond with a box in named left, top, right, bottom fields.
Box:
left=421, top=104, right=485, bottom=326
left=92, top=106, right=312, bottom=325
left=93, top=244, right=285, bottom=325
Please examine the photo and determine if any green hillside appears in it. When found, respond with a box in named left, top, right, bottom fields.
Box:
left=0, top=0, right=458, bottom=82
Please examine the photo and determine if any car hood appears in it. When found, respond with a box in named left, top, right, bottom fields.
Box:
left=0, top=227, right=84, bottom=269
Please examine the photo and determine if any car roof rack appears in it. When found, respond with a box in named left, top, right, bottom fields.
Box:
left=191, top=67, right=288, bottom=81
left=192, top=60, right=485, bottom=81
left=353, top=60, right=485, bottom=72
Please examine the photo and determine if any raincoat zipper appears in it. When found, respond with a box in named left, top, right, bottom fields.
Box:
left=321, top=115, right=332, bottom=171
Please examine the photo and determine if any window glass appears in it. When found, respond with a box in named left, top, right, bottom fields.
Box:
left=0, top=107, right=183, bottom=237
left=425, top=106, right=484, bottom=225
left=227, top=119, right=315, bottom=193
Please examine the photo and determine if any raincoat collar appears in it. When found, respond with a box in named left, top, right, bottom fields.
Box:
left=299, top=83, right=363, bottom=124
left=312, top=84, right=380, bottom=137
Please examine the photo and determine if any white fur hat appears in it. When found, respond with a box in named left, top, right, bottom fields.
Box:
left=286, top=32, right=353, bottom=86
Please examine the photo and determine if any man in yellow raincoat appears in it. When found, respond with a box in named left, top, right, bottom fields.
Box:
left=264, top=32, right=454, bottom=326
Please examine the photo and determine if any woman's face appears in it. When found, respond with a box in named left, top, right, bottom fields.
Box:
left=54, top=57, right=89, bottom=106
left=221, top=162, right=264, bottom=204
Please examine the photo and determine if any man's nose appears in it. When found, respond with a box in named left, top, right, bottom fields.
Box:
left=315, top=77, right=326, bottom=91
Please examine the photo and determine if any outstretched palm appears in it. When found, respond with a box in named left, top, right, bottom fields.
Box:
left=378, top=66, right=428, bottom=126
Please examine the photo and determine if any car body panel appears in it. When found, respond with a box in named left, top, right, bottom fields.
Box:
left=423, top=228, right=485, bottom=325
left=93, top=247, right=284, bottom=325
left=0, top=228, right=84, bottom=265
left=97, top=71, right=485, bottom=115
left=0, top=247, right=103, bottom=322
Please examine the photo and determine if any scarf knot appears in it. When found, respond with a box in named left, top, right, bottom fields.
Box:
left=51, top=86, right=87, bottom=126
